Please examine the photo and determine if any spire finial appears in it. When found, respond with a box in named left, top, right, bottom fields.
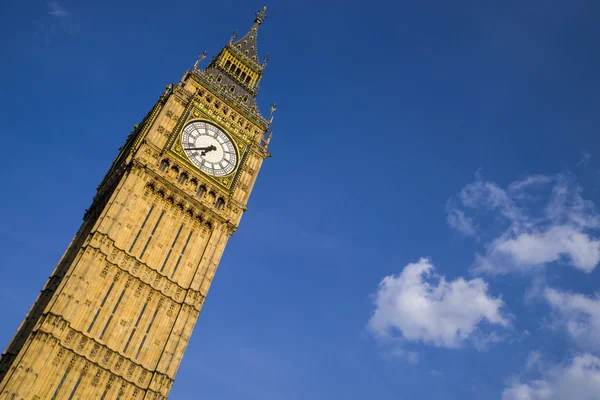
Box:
left=262, top=53, right=269, bottom=68
left=269, top=103, right=277, bottom=122
left=255, top=6, right=267, bottom=25
left=193, top=51, right=207, bottom=70
left=229, top=29, right=238, bottom=43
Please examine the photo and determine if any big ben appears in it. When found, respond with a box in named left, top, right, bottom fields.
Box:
left=0, top=7, right=274, bottom=400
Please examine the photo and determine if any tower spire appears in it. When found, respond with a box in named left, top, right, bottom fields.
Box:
left=199, top=7, right=270, bottom=120
left=255, top=6, right=267, bottom=25
left=231, top=6, right=267, bottom=64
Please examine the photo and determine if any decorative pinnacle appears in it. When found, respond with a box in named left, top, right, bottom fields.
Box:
left=262, top=53, right=269, bottom=68
left=269, top=103, right=277, bottom=122
left=193, top=51, right=207, bottom=70
left=255, top=6, right=267, bottom=25
left=229, top=29, right=238, bottom=43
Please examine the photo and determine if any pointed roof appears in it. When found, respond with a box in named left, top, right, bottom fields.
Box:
left=231, top=6, right=266, bottom=64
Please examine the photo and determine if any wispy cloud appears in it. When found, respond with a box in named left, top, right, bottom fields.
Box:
left=37, top=1, right=80, bottom=43
left=544, top=288, right=600, bottom=351
left=447, top=173, right=600, bottom=275
left=48, top=1, right=68, bottom=18
left=578, top=150, right=591, bottom=166
left=502, top=353, right=600, bottom=400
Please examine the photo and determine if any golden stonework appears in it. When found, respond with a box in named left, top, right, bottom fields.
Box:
left=0, top=7, right=273, bottom=400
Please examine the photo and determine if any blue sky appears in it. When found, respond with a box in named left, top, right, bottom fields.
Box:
left=1, top=0, right=600, bottom=399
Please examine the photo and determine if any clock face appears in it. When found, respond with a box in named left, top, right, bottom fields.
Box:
left=181, top=121, right=238, bottom=176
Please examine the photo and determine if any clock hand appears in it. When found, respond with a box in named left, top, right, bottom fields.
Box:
left=185, top=145, right=216, bottom=151
left=184, top=145, right=217, bottom=156
left=200, top=145, right=217, bottom=156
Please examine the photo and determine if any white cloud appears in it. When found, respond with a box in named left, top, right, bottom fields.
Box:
left=447, top=173, right=600, bottom=274
left=502, top=353, right=600, bottom=400
left=525, top=351, right=543, bottom=372
left=545, top=288, right=600, bottom=351
left=368, top=258, right=509, bottom=349
left=578, top=151, right=591, bottom=166
left=446, top=206, right=477, bottom=237
left=48, top=1, right=68, bottom=18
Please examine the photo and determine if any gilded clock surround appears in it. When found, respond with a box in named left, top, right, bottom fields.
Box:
left=0, top=7, right=274, bottom=400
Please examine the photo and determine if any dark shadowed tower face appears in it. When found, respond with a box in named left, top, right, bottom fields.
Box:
left=0, top=7, right=274, bottom=399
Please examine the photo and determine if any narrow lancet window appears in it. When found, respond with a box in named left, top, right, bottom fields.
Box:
left=170, top=230, right=193, bottom=279
left=140, top=210, right=165, bottom=259
left=129, top=205, right=155, bottom=253
left=160, top=224, right=183, bottom=273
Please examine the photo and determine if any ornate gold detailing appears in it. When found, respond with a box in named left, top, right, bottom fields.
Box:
left=86, top=233, right=207, bottom=309
left=36, top=313, right=169, bottom=395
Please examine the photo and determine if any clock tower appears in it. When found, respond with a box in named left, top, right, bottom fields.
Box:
left=0, top=7, right=274, bottom=399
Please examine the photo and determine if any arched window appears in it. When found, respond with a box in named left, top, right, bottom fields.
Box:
left=235, top=68, right=241, bottom=76
left=224, top=60, right=231, bottom=68
left=196, top=185, right=206, bottom=197
left=241, top=72, right=246, bottom=80
left=216, top=75, right=222, bottom=83
left=215, top=197, right=225, bottom=210
left=177, top=173, right=188, bottom=184
left=159, top=159, right=169, bottom=172
left=229, top=63, right=236, bottom=73
left=245, top=76, right=251, bottom=84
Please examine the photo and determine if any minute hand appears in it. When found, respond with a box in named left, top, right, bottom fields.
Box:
left=185, top=145, right=217, bottom=156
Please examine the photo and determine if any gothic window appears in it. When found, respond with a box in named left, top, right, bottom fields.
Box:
left=52, top=364, right=73, bottom=399
left=215, top=197, right=225, bottom=210
left=245, top=76, right=251, bottom=84
left=242, top=95, right=248, bottom=103
left=87, top=280, right=117, bottom=333
left=229, top=63, right=235, bottom=73
left=196, top=185, right=206, bottom=196
left=134, top=306, right=161, bottom=360
left=140, top=210, right=165, bottom=259
left=241, top=72, right=246, bottom=80
left=159, top=159, right=169, bottom=172
left=129, top=205, right=155, bottom=253
left=224, top=60, right=231, bottom=68
left=177, top=173, right=188, bottom=184
left=235, top=67, right=241, bottom=76
left=123, top=299, right=149, bottom=354
left=160, top=224, right=183, bottom=273
left=99, top=287, right=127, bottom=340
left=170, top=230, right=194, bottom=279
left=230, top=86, right=235, bottom=94
left=216, top=75, right=222, bottom=83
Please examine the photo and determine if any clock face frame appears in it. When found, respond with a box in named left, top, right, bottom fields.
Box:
left=180, top=121, right=238, bottom=177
